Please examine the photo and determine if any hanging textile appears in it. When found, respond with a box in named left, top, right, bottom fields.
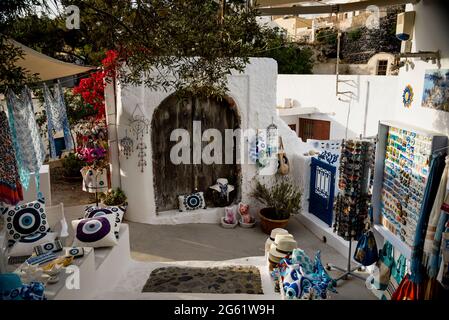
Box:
left=424, top=157, right=449, bottom=278
left=0, top=111, right=23, bottom=205
left=6, top=86, right=45, bottom=193
left=80, top=166, right=109, bottom=193
left=43, top=82, right=73, bottom=158
left=409, top=153, right=446, bottom=284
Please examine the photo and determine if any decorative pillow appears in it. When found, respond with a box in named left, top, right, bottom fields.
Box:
left=34, top=239, right=63, bottom=256
left=72, top=214, right=118, bottom=248
left=65, top=247, right=84, bottom=259
left=1, top=199, right=48, bottom=247
left=8, top=232, right=57, bottom=257
left=178, top=192, right=206, bottom=211
left=84, top=205, right=125, bottom=239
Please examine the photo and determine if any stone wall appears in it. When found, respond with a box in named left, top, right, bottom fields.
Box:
left=340, top=6, right=404, bottom=64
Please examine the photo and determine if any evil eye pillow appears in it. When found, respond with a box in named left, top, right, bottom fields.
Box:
left=1, top=199, right=49, bottom=247
left=178, top=192, right=206, bottom=211
left=84, top=205, right=125, bottom=239
left=8, top=232, right=57, bottom=257
left=72, top=214, right=118, bottom=248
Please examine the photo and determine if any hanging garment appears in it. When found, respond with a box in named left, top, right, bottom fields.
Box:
left=43, top=82, right=73, bottom=158
left=6, top=87, right=45, bottom=192
left=81, top=166, right=109, bottom=193
left=0, top=111, right=23, bottom=205
left=410, top=153, right=446, bottom=283
left=423, top=156, right=449, bottom=270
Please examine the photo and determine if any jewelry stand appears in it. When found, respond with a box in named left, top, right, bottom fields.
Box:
left=327, top=139, right=374, bottom=284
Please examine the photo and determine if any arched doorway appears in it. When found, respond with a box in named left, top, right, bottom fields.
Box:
left=151, top=95, right=241, bottom=212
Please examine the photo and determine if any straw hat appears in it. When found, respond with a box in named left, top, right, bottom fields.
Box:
left=209, top=178, right=235, bottom=193
left=269, top=238, right=297, bottom=262
left=264, top=228, right=289, bottom=254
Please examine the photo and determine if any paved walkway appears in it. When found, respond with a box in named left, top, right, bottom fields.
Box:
left=126, top=217, right=376, bottom=300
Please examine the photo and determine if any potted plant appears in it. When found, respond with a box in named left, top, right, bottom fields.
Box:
left=99, top=188, right=127, bottom=206
left=61, top=152, right=86, bottom=181
left=251, top=178, right=302, bottom=234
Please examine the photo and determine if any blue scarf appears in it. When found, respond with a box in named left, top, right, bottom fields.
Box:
left=43, top=82, right=73, bottom=158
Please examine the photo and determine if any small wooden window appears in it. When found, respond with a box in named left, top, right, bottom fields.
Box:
left=377, top=60, right=389, bottom=75
left=299, top=118, right=330, bottom=142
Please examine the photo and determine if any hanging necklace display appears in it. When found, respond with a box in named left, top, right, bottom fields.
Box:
left=119, top=129, right=134, bottom=159
left=266, top=118, right=278, bottom=157
left=129, top=104, right=150, bottom=172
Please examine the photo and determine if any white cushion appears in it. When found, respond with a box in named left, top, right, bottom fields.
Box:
left=83, top=205, right=125, bottom=239
left=8, top=232, right=57, bottom=257
left=72, top=214, right=118, bottom=248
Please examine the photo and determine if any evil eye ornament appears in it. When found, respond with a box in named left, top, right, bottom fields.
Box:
left=76, top=216, right=111, bottom=243
left=402, top=85, right=414, bottom=108
left=1, top=199, right=48, bottom=244
left=19, top=232, right=47, bottom=243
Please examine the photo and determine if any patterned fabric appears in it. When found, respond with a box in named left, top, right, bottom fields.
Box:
left=80, top=167, right=109, bottom=193
left=1, top=281, right=46, bottom=300
left=6, top=87, right=45, bottom=191
left=43, top=82, right=73, bottom=158
left=178, top=192, right=206, bottom=211
left=410, top=154, right=445, bottom=284
left=291, top=248, right=314, bottom=274
left=0, top=111, right=23, bottom=205
left=382, top=254, right=407, bottom=300
left=372, top=241, right=395, bottom=290
left=8, top=232, right=57, bottom=257
left=278, top=250, right=335, bottom=299
left=72, top=214, right=118, bottom=248
left=423, top=156, right=449, bottom=270
left=1, top=198, right=49, bottom=247
left=84, top=205, right=125, bottom=239
left=410, top=153, right=445, bottom=284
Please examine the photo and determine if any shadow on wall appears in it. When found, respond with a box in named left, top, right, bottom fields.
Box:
left=432, top=110, right=449, bottom=137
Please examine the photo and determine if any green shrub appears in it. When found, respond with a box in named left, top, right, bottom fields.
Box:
left=62, top=153, right=86, bottom=178
left=100, top=188, right=127, bottom=206
left=251, top=178, right=302, bottom=220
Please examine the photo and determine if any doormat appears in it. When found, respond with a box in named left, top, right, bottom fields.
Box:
left=142, top=266, right=263, bottom=294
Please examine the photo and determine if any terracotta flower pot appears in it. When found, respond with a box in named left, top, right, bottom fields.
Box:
left=258, top=208, right=290, bottom=235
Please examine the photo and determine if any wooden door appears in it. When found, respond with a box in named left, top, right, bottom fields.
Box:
left=299, top=118, right=330, bottom=142
left=151, top=95, right=241, bottom=212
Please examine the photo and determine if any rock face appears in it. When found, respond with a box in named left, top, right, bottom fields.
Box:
left=314, top=6, right=404, bottom=64
left=340, top=6, right=403, bottom=64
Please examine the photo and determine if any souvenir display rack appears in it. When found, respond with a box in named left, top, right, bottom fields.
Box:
left=372, top=121, right=448, bottom=260
left=329, top=139, right=375, bottom=282
left=334, top=139, right=375, bottom=241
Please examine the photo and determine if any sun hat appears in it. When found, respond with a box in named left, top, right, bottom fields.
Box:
left=209, top=178, right=235, bottom=201
left=265, top=228, right=289, bottom=255
left=274, top=233, right=294, bottom=246
left=269, top=238, right=297, bottom=261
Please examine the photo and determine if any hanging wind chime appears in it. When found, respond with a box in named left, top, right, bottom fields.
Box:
left=129, top=104, right=150, bottom=172
left=119, top=129, right=134, bottom=159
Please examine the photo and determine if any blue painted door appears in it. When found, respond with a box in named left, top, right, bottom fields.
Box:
left=309, top=157, right=336, bottom=227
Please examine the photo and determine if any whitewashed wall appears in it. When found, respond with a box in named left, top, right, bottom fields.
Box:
left=392, top=2, right=449, bottom=135
left=277, top=74, right=399, bottom=140
left=108, top=58, right=310, bottom=224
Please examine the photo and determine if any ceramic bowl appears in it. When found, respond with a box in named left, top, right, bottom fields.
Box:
left=220, top=217, right=238, bottom=229
left=238, top=217, right=256, bottom=228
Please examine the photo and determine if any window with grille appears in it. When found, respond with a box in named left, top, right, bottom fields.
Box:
left=377, top=60, right=389, bottom=75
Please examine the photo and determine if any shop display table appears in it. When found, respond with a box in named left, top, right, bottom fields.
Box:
left=14, top=247, right=96, bottom=300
